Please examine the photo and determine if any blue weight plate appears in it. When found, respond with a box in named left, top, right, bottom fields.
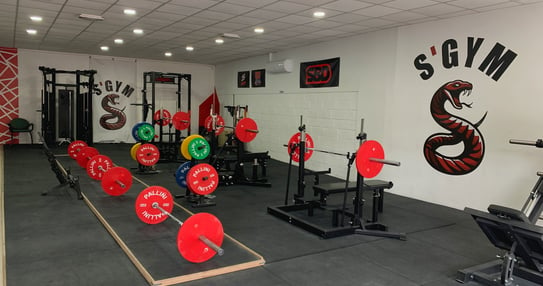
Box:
left=175, top=161, right=193, bottom=188
left=132, top=122, right=145, bottom=141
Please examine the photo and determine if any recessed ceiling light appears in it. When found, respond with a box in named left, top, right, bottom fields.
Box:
left=30, top=16, right=42, bottom=22
left=164, top=52, right=172, bottom=57
left=133, top=28, right=143, bottom=34
left=254, top=27, right=264, bottom=33
left=100, top=46, right=109, bottom=51
left=124, top=9, right=136, bottom=15
left=215, top=38, right=224, bottom=44
left=313, top=11, right=326, bottom=18
left=186, top=46, right=194, bottom=51
left=26, top=29, right=37, bottom=35
left=114, top=39, right=124, bottom=44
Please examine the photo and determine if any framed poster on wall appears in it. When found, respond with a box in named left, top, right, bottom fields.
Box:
left=237, top=71, right=249, bottom=88
left=251, top=69, right=265, bottom=87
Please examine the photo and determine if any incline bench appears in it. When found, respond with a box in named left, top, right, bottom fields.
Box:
left=313, top=180, right=393, bottom=223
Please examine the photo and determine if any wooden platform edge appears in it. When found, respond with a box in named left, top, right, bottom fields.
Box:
left=154, top=259, right=265, bottom=286
left=0, top=145, right=6, bottom=286
left=60, top=156, right=265, bottom=285
left=82, top=193, right=157, bottom=285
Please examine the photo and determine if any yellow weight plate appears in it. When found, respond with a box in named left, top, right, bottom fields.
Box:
left=130, top=142, right=142, bottom=161
left=180, top=134, right=204, bottom=160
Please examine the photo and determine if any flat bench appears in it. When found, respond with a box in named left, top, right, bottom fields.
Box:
left=312, top=180, right=393, bottom=222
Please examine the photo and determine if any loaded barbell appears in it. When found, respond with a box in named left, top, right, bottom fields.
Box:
left=285, top=132, right=400, bottom=178
left=67, top=141, right=133, bottom=196
left=205, top=114, right=260, bottom=143
left=86, top=155, right=133, bottom=196
left=135, top=186, right=224, bottom=263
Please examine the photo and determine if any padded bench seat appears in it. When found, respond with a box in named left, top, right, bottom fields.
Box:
left=313, top=180, right=393, bottom=222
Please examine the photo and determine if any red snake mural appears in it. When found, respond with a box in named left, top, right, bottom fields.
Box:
left=423, top=80, right=486, bottom=175
left=99, top=94, right=127, bottom=130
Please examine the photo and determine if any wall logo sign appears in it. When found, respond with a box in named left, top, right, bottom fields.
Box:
left=413, top=37, right=517, bottom=175
left=94, top=80, right=134, bottom=130
left=300, top=57, right=340, bottom=88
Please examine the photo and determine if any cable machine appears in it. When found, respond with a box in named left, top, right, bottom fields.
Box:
left=39, top=66, right=96, bottom=146
left=140, top=71, right=191, bottom=161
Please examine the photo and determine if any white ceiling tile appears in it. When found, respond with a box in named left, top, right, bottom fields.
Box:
left=305, top=19, right=347, bottom=29
left=287, top=0, right=338, bottom=5
left=208, top=2, right=256, bottom=15
left=447, top=0, right=510, bottom=9
left=195, top=10, right=236, bottom=21
left=275, top=14, right=315, bottom=24
left=227, top=15, right=265, bottom=25
left=353, top=5, right=402, bottom=17
left=243, top=9, right=285, bottom=20
left=412, top=4, right=466, bottom=16
left=382, top=0, right=440, bottom=10
left=156, top=4, right=201, bottom=15
left=115, top=0, right=164, bottom=9
left=65, top=0, right=113, bottom=11
left=223, top=0, right=278, bottom=8
left=356, top=17, right=397, bottom=27
left=326, top=13, right=370, bottom=23
left=474, top=2, right=521, bottom=12
left=322, top=0, right=373, bottom=12
left=382, top=11, right=431, bottom=22
left=262, top=1, right=312, bottom=13
left=180, top=16, right=222, bottom=26
left=168, top=0, right=220, bottom=9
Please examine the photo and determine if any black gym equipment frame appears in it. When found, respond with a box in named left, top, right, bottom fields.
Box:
left=458, top=138, right=543, bottom=285
left=208, top=105, right=271, bottom=187
left=139, top=71, right=191, bottom=162
left=39, top=66, right=96, bottom=146
left=267, top=118, right=406, bottom=240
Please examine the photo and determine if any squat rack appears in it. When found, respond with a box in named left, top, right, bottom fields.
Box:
left=39, top=66, right=96, bottom=146
left=139, top=72, right=191, bottom=161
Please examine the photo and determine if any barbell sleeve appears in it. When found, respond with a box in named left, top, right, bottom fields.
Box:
left=245, top=129, right=259, bottom=133
left=199, top=235, right=225, bottom=256
left=509, top=139, right=537, bottom=146
left=369, top=157, right=401, bottom=166
left=509, top=139, right=543, bottom=147
left=153, top=203, right=225, bottom=256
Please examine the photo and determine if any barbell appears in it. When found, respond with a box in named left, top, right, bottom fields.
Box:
left=204, top=114, right=260, bottom=143
left=135, top=186, right=224, bottom=263
left=153, top=109, right=172, bottom=126
left=67, top=141, right=133, bottom=196
left=172, top=111, right=190, bottom=131
left=86, top=155, right=133, bottom=196
left=180, top=134, right=211, bottom=160
left=286, top=132, right=400, bottom=178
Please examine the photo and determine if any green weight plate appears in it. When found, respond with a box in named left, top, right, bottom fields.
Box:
left=188, top=137, right=210, bottom=160
left=137, top=123, right=155, bottom=142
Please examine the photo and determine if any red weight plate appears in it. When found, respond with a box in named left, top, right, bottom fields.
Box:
left=235, top=118, right=258, bottom=143
left=172, top=111, right=190, bottom=131
left=204, top=115, right=225, bottom=136
left=136, top=143, right=160, bottom=166
left=287, top=132, right=314, bottom=162
left=86, top=154, right=113, bottom=180
left=76, top=147, right=100, bottom=168
left=68, top=140, right=88, bottom=159
left=177, top=212, right=224, bottom=263
left=153, top=109, right=172, bottom=126
left=135, top=186, right=173, bottom=224
left=186, top=163, right=219, bottom=196
left=356, top=140, right=385, bottom=178
left=102, top=167, right=133, bottom=196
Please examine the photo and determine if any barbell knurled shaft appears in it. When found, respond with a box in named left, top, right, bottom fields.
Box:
left=152, top=203, right=184, bottom=226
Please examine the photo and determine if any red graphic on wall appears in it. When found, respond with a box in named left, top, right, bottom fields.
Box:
left=0, top=47, right=19, bottom=144
left=423, top=80, right=486, bottom=175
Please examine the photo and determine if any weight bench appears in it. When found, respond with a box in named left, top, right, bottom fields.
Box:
left=312, top=179, right=393, bottom=223
left=457, top=207, right=543, bottom=285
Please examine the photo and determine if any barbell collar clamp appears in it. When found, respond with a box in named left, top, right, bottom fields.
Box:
left=369, top=157, right=400, bottom=166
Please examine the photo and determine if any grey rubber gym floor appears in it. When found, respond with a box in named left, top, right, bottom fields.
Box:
left=3, top=144, right=510, bottom=285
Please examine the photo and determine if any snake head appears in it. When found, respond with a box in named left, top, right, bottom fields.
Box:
left=107, top=93, right=121, bottom=104
left=442, top=80, right=473, bottom=110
